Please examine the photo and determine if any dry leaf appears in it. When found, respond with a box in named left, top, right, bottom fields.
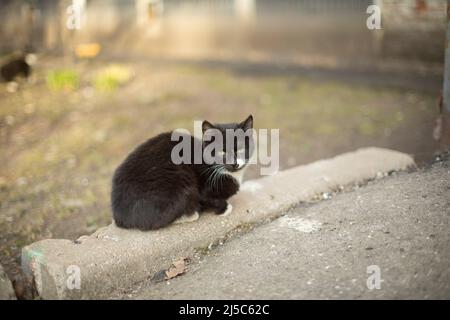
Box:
left=165, top=257, right=187, bottom=280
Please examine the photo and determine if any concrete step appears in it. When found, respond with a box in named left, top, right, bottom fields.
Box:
left=21, top=147, right=414, bottom=299
left=0, top=265, right=16, bottom=300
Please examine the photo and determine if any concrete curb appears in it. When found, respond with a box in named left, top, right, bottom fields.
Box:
left=0, top=265, right=16, bottom=300
left=22, top=147, right=415, bottom=299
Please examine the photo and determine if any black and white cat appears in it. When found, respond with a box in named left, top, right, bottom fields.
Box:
left=0, top=55, right=32, bottom=82
left=111, top=115, right=254, bottom=230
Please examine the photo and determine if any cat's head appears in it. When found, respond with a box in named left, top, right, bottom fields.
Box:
left=202, top=115, right=254, bottom=172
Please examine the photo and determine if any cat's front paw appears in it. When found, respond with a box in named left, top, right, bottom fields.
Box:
left=219, top=203, right=233, bottom=216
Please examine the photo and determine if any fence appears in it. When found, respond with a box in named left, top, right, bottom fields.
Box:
left=0, top=0, right=446, bottom=64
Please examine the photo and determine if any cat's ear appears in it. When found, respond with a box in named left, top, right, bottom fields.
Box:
left=240, top=115, right=253, bottom=131
left=202, top=120, right=215, bottom=133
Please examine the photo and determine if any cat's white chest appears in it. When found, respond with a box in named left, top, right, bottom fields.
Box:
left=224, top=168, right=246, bottom=185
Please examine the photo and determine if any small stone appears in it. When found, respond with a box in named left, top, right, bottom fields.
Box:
left=322, top=192, right=332, bottom=200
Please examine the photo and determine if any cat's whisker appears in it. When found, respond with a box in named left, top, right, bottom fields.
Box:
left=201, top=164, right=220, bottom=176
left=205, top=166, right=217, bottom=188
left=209, top=164, right=225, bottom=190
left=215, top=169, right=223, bottom=189
left=211, top=167, right=219, bottom=190
left=202, top=163, right=222, bottom=190
left=217, top=167, right=226, bottom=188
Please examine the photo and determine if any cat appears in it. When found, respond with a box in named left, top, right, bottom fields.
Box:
left=111, top=115, right=254, bottom=230
left=0, top=56, right=31, bottom=82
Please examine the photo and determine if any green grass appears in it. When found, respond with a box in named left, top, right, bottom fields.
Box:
left=46, top=69, right=79, bottom=91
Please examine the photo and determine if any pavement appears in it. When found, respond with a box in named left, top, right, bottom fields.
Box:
left=126, top=157, right=450, bottom=299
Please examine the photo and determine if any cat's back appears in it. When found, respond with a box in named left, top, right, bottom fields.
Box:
left=114, top=132, right=176, bottom=178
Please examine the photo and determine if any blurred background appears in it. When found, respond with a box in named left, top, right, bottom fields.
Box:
left=0, top=0, right=447, bottom=280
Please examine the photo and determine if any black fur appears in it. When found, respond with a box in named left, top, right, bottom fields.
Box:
left=111, top=115, right=254, bottom=230
left=0, top=58, right=31, bottom=82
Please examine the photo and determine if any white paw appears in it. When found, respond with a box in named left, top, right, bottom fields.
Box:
left=187, top=211, right=200, bottom=222
left=173, top=211, right=199, bottom=224
left=240, top=181, right=263, bottom=193
left=221, top=203, right=233, bottom=216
